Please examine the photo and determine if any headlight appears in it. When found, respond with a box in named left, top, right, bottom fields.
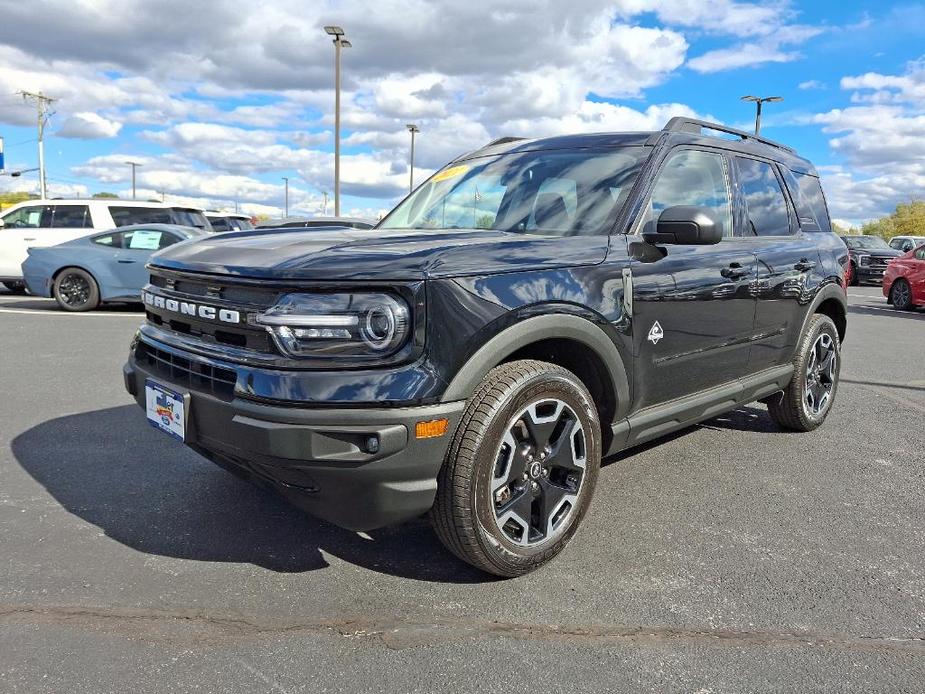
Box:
left=252, top=292, right=410, bottom=359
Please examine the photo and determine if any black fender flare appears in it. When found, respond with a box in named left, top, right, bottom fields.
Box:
left=799, top=281, right=848, bottom=343
left=439, top=313, right=631, bottom=418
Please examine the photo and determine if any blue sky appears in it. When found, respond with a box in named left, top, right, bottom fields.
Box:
left=1, top=0, right=924, bottom=226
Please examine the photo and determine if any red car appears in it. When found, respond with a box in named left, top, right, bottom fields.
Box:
left=883, top=244, right=925, bottom=310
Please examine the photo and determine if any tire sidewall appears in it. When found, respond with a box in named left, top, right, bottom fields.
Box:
left=470, top=370, right=601, bottom=572
left=796, top=316, right=841, bottom=426
left=54, top=268, right=99, bottom=312
left=891, top=280, right=912, bottom=310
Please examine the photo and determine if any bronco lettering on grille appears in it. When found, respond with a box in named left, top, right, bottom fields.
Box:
left=143, top=290, right=241, bottom=324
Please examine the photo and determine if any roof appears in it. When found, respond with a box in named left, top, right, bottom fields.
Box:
left=2, top=198, right=205, bottom=210
left=460, top=117, right=817, bottom=176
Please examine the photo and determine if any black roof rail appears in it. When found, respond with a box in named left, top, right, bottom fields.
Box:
left=663, top=117, right=795, bottom=153
left=484, top=136, right=526, bottom=148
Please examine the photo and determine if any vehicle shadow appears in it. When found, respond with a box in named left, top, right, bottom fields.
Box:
left=11, top=405, right=491, bottom=583
left=848, top=304, right=924, bottom=321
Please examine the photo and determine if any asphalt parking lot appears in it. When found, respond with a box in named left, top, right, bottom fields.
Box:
left=1, top=285, right=923, bottom=693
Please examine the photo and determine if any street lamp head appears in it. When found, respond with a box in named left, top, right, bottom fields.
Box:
left=406, top=124, right=420, bottom=133
left=740, top=95, right=760, bottom=102
left=324, top=25, right=344, bottom=36
left=764, top=96, right=784, bottom=103
left=340, top=39, right=352, bottom=48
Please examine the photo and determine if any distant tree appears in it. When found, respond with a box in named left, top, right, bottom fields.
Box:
left=831, top=221, right=855, bottom=235
left=860, top=200, right=925, bottom=240
left=0, top=191, right=36, bottom=210
left=475, top=214, right=494, bottom=229
left=92, top=192, right=119, bottom=199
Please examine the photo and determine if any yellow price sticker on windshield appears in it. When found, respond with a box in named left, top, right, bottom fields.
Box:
left=432, top=165, right=469, bottom=183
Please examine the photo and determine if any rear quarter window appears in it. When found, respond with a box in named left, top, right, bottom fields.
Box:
left=783, top=170, right=832, bottom=233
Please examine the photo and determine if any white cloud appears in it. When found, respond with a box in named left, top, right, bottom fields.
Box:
left=57, top=112, right=122, bottom=139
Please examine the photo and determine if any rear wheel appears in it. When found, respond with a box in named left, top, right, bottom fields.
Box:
left=53, top=268, right=100, bottom=312
left=768, top=314, right=841, bottom=432
left=890, top=279, right=914, bottom=311
left=2, top=281, right=26, bottom=294
left=431, top=360, right=601, bottom=577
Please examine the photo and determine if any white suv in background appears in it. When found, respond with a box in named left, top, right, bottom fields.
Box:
left=888, top=235, right=925, bottom=253
left=0, top=199, right=211, bottom=291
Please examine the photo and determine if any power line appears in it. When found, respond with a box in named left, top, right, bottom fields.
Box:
left=17, top=90, right=56, bottom=199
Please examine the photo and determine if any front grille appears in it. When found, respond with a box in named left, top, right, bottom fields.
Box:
left=137, top=342, right=237, bottom=400
left=869, top=257, right=891, bottom=267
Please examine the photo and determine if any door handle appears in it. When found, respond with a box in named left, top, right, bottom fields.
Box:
left=794, top=258, right=817, bottom=272
left=23, top=237, right=36, bottom=241
left=721, top=263, right=749, bottom=280
left=117, top=259, right=136, bottom=264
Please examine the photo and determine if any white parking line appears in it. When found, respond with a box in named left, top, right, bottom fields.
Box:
left=0, top=307, right=142, bottom=317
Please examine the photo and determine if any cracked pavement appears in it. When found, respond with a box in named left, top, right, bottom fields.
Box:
left=1, top=286, right=923, bottom=692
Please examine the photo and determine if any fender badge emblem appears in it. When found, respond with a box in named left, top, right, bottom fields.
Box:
left=648, top=321, right=664, bottom=345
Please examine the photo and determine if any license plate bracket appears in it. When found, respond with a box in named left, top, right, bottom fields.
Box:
left=145, top=380, right=189, bottom=441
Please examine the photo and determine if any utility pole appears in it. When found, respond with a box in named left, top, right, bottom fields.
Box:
left=125, top=161, right=143, bottom=199
left=281, top=176, right=289, bottom=218
left=740, top=95, right=783, bottom=135
left=18, top=90, right=56, bottom=199
left=324, top=26, right=351, bottom=217
left=406, top=124, right=420, bottom=193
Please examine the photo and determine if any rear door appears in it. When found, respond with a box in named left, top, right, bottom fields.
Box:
left=110, top=228, right=183, bottom=296
left=735, top=158, right=825, bottom=372
left=629, top=147, right=759, bottom=409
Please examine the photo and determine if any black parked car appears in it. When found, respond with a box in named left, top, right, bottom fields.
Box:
left=124, top=118, right=848, bottom=576
left=840, top=235, right=902, bottom=285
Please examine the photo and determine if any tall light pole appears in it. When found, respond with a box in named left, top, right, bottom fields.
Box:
left=406, top=124, right=420, bottom=193
left=324, top=25, right=351, bottom=217
left=281, top=176, right=289, bottom=218
left=18, top=90, right=56, bottom=199
left=125, top=161, right=143, bottom=200
left=740, top=95, right=783, bottom=135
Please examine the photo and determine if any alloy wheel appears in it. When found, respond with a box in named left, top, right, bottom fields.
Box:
left=58, top=274, right=91, bottom=307
left=491, top=398, right=586, bottom=547
left=893, top=281, right=911, bottom=308
left=804, top=333, right=837, bottom=416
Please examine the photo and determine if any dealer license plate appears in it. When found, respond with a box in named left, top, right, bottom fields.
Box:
left=145, top=380, right=187, bottom=441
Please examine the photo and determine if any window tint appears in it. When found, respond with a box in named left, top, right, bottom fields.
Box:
left=2, top=205, right=44, bottom=228
left=49, top=205, right=92, bottom=228
left=736, top=158, right=792, bottom=236
left=209, top=217, right=230, bottom=232
left=783, top=170, right=831, bottom=233
left=642, top=149, right=732, bottom=237
left=171, top=208, right=209, bottom=229
left=915, top=246, right=925, bottom=260
left=109, top=206, right=173, bottom=227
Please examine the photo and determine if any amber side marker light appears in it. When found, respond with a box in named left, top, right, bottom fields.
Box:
left=415, top=418, right=448, bottom=439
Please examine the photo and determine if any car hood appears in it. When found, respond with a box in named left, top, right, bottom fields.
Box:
left=148, top=228, right=607, bottom=281
left=849, top=247, right=903, bottom=257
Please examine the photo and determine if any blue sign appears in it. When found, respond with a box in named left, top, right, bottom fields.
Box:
left=0, top=136, right=4, bottom=172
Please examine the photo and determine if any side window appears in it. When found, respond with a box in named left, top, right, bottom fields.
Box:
left=50, top=205, right=91, bottom=228
left=2, top=205, right=44, bottom=228
left=125, top=229, right=164, bottom=250
left=784, top=170, right=832, bottom=233
left=735, top=158, right=792, bottom=236
left=642, top=149, right=732, bottom=237
left=210, top=218, right=230, bottom=232
left=92, top=233, right=120, bottom=247
left=915, top=246, right=925, bottom=260
left=110, top=206, right=173, bottom=227
left=158, top=232, right=182, bottom=249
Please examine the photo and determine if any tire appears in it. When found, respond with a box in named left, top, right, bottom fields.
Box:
left=2, top=281, right=26, bottom=294
left=848, top=263, right=859, bottom=286
left=431, top=359, right=602, bottom=577
left=53, top=268, right=100, bottom=312
left=890, top=279, right=915, bottom=311
left=767, top=314, right=841, bottom=432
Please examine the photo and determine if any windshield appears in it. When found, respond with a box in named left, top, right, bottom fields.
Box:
left=379, top=147, right=647, bottom=236
left=844, top=236, right=889, bottom=250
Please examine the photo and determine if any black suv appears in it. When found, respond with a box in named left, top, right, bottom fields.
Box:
left=840, top=235, right=902, bottom=285
left=124, top=118, right=848, bottom=577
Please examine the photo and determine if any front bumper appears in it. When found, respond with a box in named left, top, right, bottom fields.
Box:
left=855, top=265, right=889, bottom=283
left=124, top=351, right=465, bottom=531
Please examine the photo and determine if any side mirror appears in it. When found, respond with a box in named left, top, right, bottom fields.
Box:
left=643, top=205, right=723, bottom=245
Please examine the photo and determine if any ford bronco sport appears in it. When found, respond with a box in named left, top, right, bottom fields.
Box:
left=124, top=118, right=848, bottom=577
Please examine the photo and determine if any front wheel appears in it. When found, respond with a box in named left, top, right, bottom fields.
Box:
left=890, top=279, right=915, bottom=311
left=768, top=314, right=841, bottom=432
left=53, top=268, right=100, bottom=312
left=431, top=360, right=602, bottom=577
